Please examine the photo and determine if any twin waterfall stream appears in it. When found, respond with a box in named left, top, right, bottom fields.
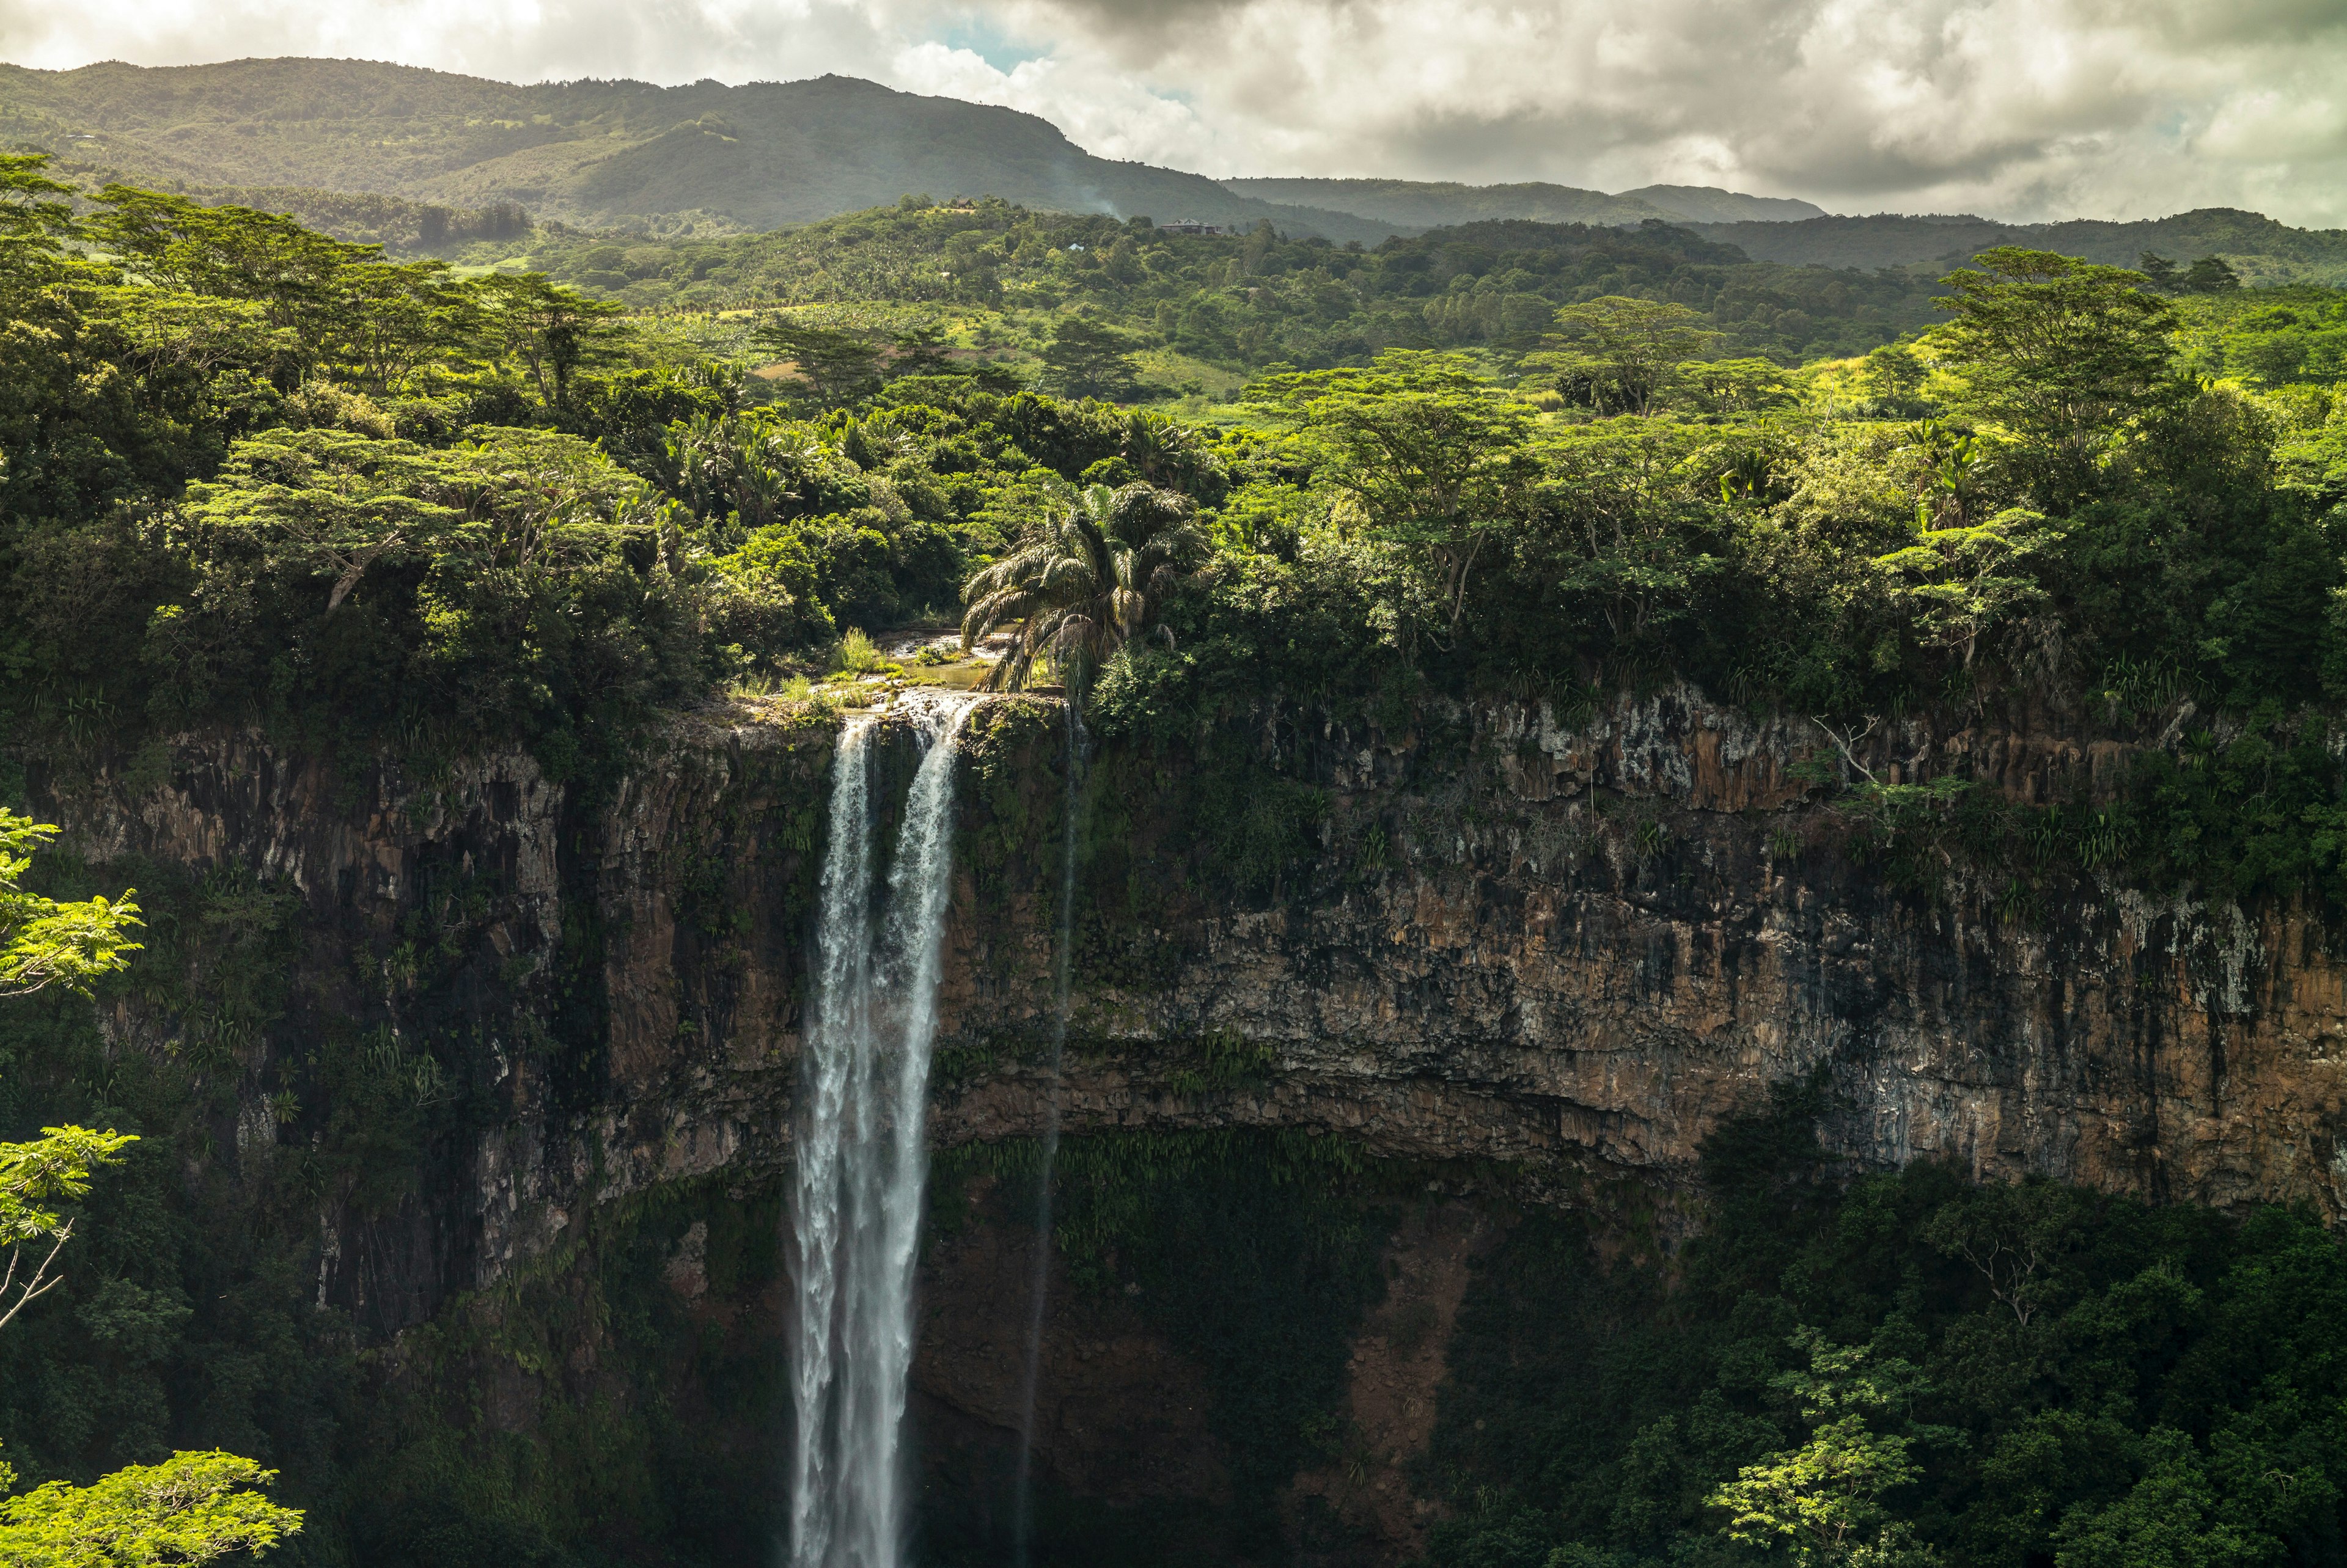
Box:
left=785, top=691, right=1000, bottom=1568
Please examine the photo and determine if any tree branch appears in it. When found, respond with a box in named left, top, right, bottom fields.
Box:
left=0, top=1222, right=73, bottom=1332
left=1809, top=716, right=1882, bottom=786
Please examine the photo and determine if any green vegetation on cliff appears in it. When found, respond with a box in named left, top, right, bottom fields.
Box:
left=9, top=139, right=2347, bottom=895
left=1423, top=1081, right=2347, bottom=1568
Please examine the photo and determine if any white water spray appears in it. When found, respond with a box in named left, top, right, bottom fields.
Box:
left=788, top=692, right=975, bottom=1568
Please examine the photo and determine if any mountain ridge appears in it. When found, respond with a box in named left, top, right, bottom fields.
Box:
left=0, top=57, right=1801, bottom=246
left=0, top=59, right=1402, bottom=242
left=6, top=57, right=2343, bottom=284
left=1224, top=176, right=1827, bottom=229
left=1681, top=207, right=2347, bottom=284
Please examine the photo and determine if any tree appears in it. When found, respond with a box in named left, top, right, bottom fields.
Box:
left=2052, top=1429, right=2268, bottom=1568
left=1901, top=420, right=1990, bottom=529
left=1, top=812, right=141, bottom=1000
left=325, top=258, right=474, bottom=392
left=1529, top=296, right=1721, bottom=416
left=1247, top=351, right=1536, bottom=639
left=1530, top=419, right=1724, bottom=649
left=0, top=824, right=301, bottom=1567
left=1929, top=247, right=2179, bottom=494
left=0, top=816, right=140, bottom=1337
left=1858, top=342, right=1935, bottom=419
left=752, top=317, right=884, bottom=408
left=473, top=273, right=623, bottom=406
left=0, top=1451, right=303, bottom=1567
left=0, top=154, right=77, bottom=250
left=90, top=188, right=372, bottom=331
left=1040, top=318, right=1141, bottom=401
left=2139, top=253, right=2182, bottom=293
left=1920, top=1176, right=2087, bottom=1326
left=1871, top=505, right=2049, bottom=670
left=178, top=428, right=469, bottom=613
left=0, top=1125, right=136, bottom=1330
left=1115, top=409, right=1225, bottom=498
left=887, top=326, right=953, bottom=376
left=960, top=479, right=1203, bottom=691
left=1708, top=1330, right=1932, bottom=1567
left=1676, top=356, right=1797, bottom=416
left=659, top=412, right=811, bottom=530
left=2181, top=256, right=2241, bottom=295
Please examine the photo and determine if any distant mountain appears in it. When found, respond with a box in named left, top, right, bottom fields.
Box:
left=0, top=58, right=1400, bottom=243
left=1618, top=185, right=1826, bottom=223
left=1221, top=177, right=1673, bottom=229
left=7, top=58, right=2340, bottom=286
left=1683, top=209, right=2347, bottom=285
left=1219, top=178, right=1823, bottom=230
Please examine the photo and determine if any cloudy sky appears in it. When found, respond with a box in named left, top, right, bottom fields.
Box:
left=5, top=0, right=2345, bottom=225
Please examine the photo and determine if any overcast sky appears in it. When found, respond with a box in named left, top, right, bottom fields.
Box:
left=5, top=0, right=2344, bottom=225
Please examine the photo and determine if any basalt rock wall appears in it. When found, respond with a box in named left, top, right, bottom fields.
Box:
left=32, top=684, right=2347, bottom=1335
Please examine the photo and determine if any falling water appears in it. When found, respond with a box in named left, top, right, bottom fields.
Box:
left=788, top=692, right=976, bottom=1568
left=1010, top=692, right=1087, bottom=1566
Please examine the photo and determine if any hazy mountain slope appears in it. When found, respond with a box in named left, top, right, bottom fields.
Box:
left=1618, top=184, right=1826, bottom=222
left=1222, top=177, right=1673, bottom=228
left=12, top=57, right=2341, bottom=282
left=1220, top=177, right=1824, bottom=229
left=0, top=58, right=1400, bottom=242
left=0, top=59, right=581, bottom=191
left=1685, top=208, right=2347, bottom=284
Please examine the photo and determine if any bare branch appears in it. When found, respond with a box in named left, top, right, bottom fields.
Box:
left=1809, top=716, right=1882, bottom=786
left=0, top=1221, right=73, bottom=1332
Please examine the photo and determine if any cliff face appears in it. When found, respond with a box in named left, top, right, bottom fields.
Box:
left=41, top=688, right=2347, bottom=1319
left=31, top=686, right=2347, bottom=1552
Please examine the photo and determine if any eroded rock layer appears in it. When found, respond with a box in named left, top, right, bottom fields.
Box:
left=41, top=689, right=2347, bottom=1336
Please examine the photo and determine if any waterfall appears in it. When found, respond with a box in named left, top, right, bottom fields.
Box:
left=788, top=692, right=975, bottom=1568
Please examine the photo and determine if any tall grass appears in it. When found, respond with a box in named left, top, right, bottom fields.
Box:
left=835, top=628, right=881, bottom=675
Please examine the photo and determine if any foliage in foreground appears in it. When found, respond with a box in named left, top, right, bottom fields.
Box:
left=0, top=1450, right=302, bottom=1568
left=0, top=816, right=299, bottom=1566
left=0, top=811, right=141, bottom=1002
left=1423, top=1080, right=2347, bottom=1568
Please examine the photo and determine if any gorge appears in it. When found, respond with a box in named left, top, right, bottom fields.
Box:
left=18, top=676, right=2347, bottom=1561
left=6, top=146, right=2347, bottom=1560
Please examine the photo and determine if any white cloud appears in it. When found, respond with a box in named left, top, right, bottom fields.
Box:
left=4, top=0, right=2344, bottom=225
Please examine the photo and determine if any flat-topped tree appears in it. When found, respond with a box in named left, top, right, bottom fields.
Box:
left=1929, top=247, right=2180, bottom=499
left=1529, top=295, right=1723, bottom=416
left=1245, top=350, right=1537, bottom=642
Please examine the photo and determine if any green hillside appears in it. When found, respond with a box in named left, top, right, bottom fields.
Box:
left=1222, top=177, right=1674, bottom=228
left=454, top=203, right=1952, bottom=373
left=1617, top=183, right=1827, bottom=221
left=1688, top=208, right=2347, bottom=285
left=381, top=199, right=2342, bottom=387
left=0, top=58, right=1398, bottom=241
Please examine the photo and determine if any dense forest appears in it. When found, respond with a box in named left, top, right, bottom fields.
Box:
left=6, top=141, right=2347, bottom=1567
left=481, top=201, right=1945, bottom=372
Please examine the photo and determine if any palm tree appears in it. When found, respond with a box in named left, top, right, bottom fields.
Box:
left=960, top=480, right=1205, bottom=692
